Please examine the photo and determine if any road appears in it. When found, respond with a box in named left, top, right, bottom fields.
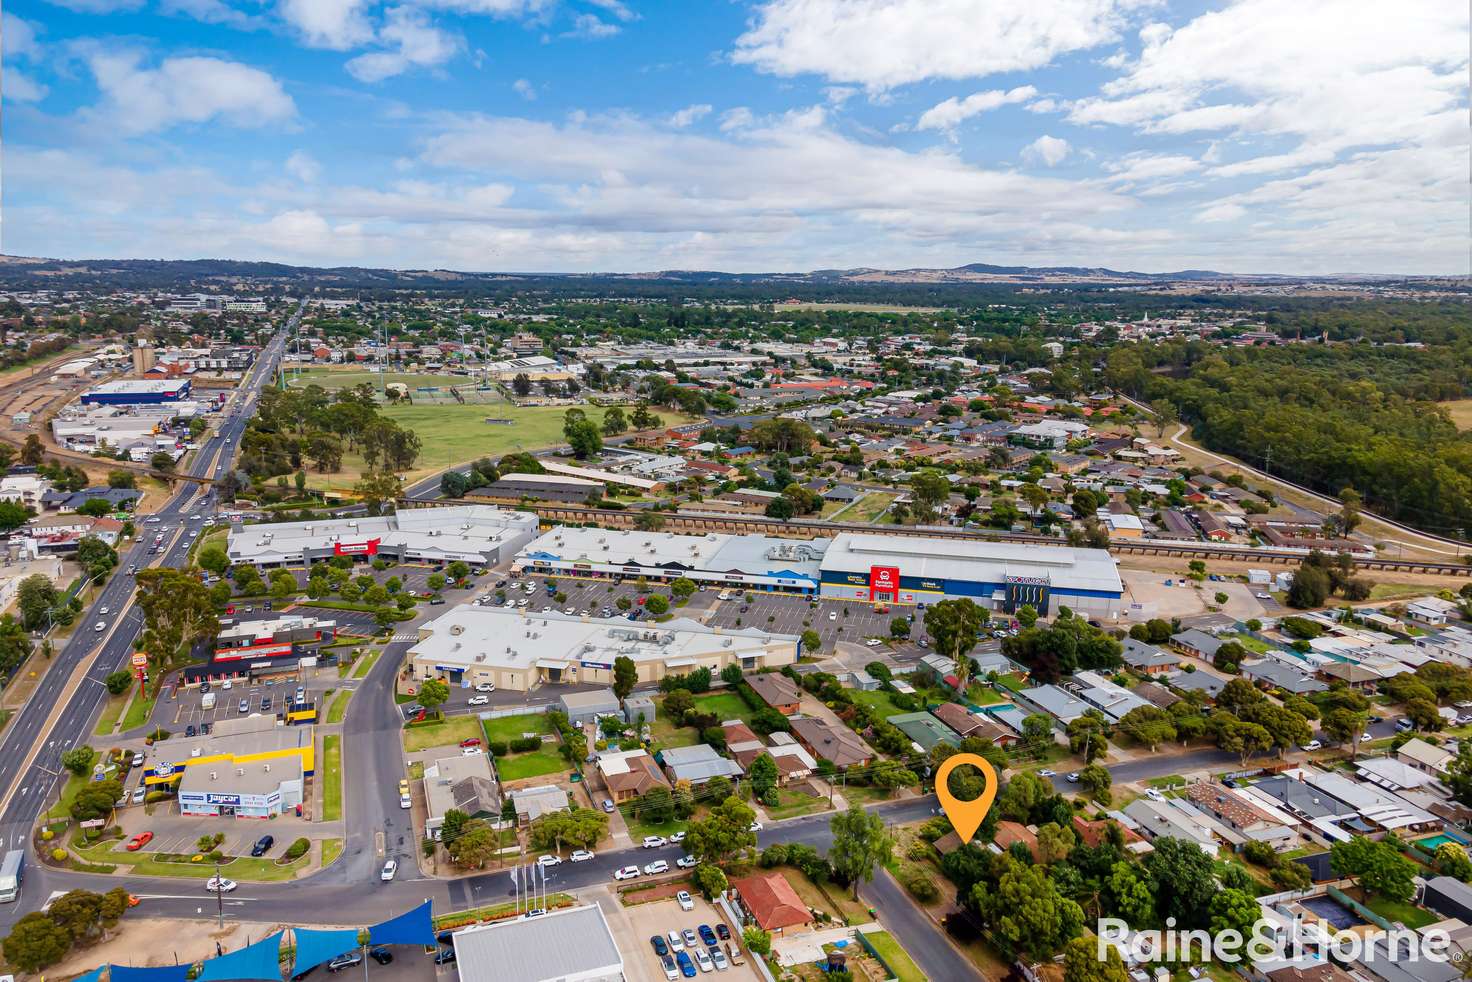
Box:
left=0, top=307, right=296, bottom=929
left=861, top=868, right=983, bottom=981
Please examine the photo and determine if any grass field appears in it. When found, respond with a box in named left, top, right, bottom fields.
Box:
left=49, top=772, right=91, bottom=820
left=302, top=402, right=684, bottom=491
left=403, top=715, right=484, bottom=752
left=120, top=692, right=156, bottom=733
left=94, top=694, right=126, bottom=736
left=1440, top=399, right=1472, bottom=431
left=862, top=930, right=926, bottom=982
left=495, top=748, right=566, bottom=782
left=831, top=492, right=896, bottom=524
left=325, top=690, right=352, bottom=724
left=1364, top=895, right=1439, bottom=929
left=321, top=734, right=342, bottom=822
left=321, top=838, right=345, bottom=868
left=619, top=803, right=688, bottom=842
left=286, top=368, right=472, bottom=392
left=690, top=692, right=750, bottom=720
left=850, top=688, right=907, bottom=719
left=964, top=683, right=1004, bottom=706
left=350, top=648, right=383, bottom=679
left=765, top=788, right=830, bottom=820
left=481, top=712, right=551, bottom=743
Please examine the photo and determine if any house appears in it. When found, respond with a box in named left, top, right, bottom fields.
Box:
left=595, top=748, right=670, bottom=803
left=509, top=784, right=569, bottom=825
left=747, top=673, right=803, bottom=715
left=423, top=753, right=500, bottom=839
left=1170, top=629, right=1227, bottom=660
left=1072, top=670, right=1153, bottom=723
left=1407, top=596, right=1460, bottom=626
left=659, top=744, right=744, bottom=786
left=1423, top=876, right=1472, bottom=924
left=821, top=485, right=862, bottom=504
left=560, top=689, right=622, bottom=728
left=1316, top=661, right=1381, bottom=691
left=725, top=723, right=816, bottom=785
left=1013, top=684, right=1093, bottom=727
left=1184, top=783, right=1299, bottom=851
left=1398, top=737, right=1455, bottom=777
left=993, top=821, right=1039, bottom=860
left=1133, top=680, right=1181, bottom=710
left=931, top=702, right=1001, bottom=742
left=729, top=871, right=813, bottom=934
left=1194, top=510, right=1233, bottom=541
left=1121, top=638, right=1180, bottom=675
left=789, top=716, right=873, bottom=770
left=1071, top=815, right=1149, bottom=854
left=1169, top=671, right=1227, bottom=702
left=1242, top=659, right=1328, bottom=695
left=887, top=711, right=960, bottom=752
left=1122, top=797, right=1222, bottom=855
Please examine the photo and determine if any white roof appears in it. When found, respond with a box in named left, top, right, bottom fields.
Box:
left=820, top=533, right=1123, bottom=594
left=228, top=505, right=536, bottom=564
left=453, top=905, right=622, bottom=982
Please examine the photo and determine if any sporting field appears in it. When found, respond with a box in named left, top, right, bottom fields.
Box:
left=285, top=368, right=472, bottom=392
left=1441, top=399, right=1472, bottom=431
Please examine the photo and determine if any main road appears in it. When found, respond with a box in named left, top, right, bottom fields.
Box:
left=0, top=306, right=296, bottom=929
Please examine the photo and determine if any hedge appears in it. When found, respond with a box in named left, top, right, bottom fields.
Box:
left=284, top=837, right=310, bottom=861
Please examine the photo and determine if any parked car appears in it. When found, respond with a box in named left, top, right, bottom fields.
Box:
left=642, top=835, right=667, bottom=848
left=675, top=951, right=696, bottom=978
left=667, top=930, right=684, bottom=951
left=131, top=786, right=147, bottom=804
left=643, top=860, right=669, bottom=875
left=326, top=953, right=362, bottom=973
left=669, top=831, right=685, bottom=843
left=676, top=890, right=695, bottom=911
left=467, top=696, right=489, bottom=706
left=433, top=949, right=456, bottom=965
left=1301, top=740, right=1323, bottom=751
left=693, top=946, right=713, bottom=973
left=601, top=799, right=615, bottom=813
left=126, top=831, right=153, bottom=851
left=474, top=682, right=495, bottom=692
left=677, top=855, right=698, bottom=869
left=461, top=747, right=483, bottom=757
left=661, top=954, right=679, bottom=981
left=570, top=849, right=595, bottom=862
left=709, top=946, right=729, bottom=971
left=651, top=935, right=670, bottom=957
left=715, top=924, right=730, bottom=941
left=1038, top=769, right=1056, bottom=777
left=380, top=859, right=397, bottom=881
left=748, top=821, right=763, bottom=832
left=205, top=877, right=237, bottom=893
left=536, top=854, right=563, bottom=867
left=613, top=865, right=640, bottom=881
left=131, top=752, right=145, bottom=767
left=682, top=929, right=699, bottom=949
left=250, top=835, right=274, bottom=857
left=239, top=699, right=250, bottom=713
left=698, top=925, right=717, bottom=946
left=368, top=947, right=393, bottom=965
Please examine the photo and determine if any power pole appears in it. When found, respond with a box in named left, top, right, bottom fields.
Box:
left=214, top=857, right=224, bottom=930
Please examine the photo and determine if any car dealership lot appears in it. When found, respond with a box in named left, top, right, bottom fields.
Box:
left=620, top=895, right=758, bottom=982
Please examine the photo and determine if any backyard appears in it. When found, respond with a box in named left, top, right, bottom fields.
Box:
left=764, top=786, right=831, bottom=820
left=861, top=931, right=925, bottom=982
left=480, top=713, right=565, bottom=782
left=403, top=715, right=485, bottom=753
left=830, top=492, right=896, bottom=524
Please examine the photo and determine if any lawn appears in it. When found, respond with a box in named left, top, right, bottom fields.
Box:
left=286, top=368, right=472, bottom=392
left=690, top=692, right=750, bottom=720
left=1440, top=398, right=1472, bottom=431
left=1228, top=633, right=1273, bottom=654
left=850, top=689, right=906, bottom=719
left=321, top=838, right=344, bottom=868
left=349, top=647, right=383, bottom=679
left=325, top=690, right=352, bottom=724
left=993, top=673, right=1027, bottom=693
left=619, top=803, right=688, bottom=842
left=831, top=492, right=896, bottom=524
left=403, top=715, right=485, bottom=753
left=70, top=837, right=312, bottom=881
left=120, top=692, right=157, bottom=733
left=862, top=930, right=926, bottom=982
left=495, top=748, right=567, bottom=782
left=321, top=734, right=343, bottom=822
left=785, top=867, right=871, bottom=925
left=1364, top=896, right=1440, bottom=929
left=765, top=787, right=831, bottom=820
left=649, top=715, right=701, bottom=750
left=842, top=783, right=899, bottom=807
left=482, top=713, right=551, bottom=744
left=49, top=772, right=92, bottom=821
left=94, top=694, right=126, bottom=736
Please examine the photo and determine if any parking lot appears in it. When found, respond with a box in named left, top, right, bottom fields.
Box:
left=108, top=806, right=321, bottom=859
left=620, top=895, right=758, bottom=982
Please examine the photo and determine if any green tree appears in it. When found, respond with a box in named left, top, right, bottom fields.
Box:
left=17, top=574, right=57, bottom=631
left=601, top=407, right=628, bottom=436
left=529, top=808, right=608, bottom=852
left=692, top=863, right=728, bottom=899
left=61, top=745, right=96, bottom=777
left=637, top=786, right=675, bottom=825
left=0, top=500, right=33, bottom=532
left=104, top=669, right=133, bottom=695
left=1208, top=887, right=1261, bottom=938
left=70, top=780, right=122, bottom=823
left=799, top=629, right=821, bottom=653
left=3, top=912, right=72, bottom=972
left=1103, top=861, right=1156, bottom=927
left=197, top=545, right=230, bottom=577
left=1331, top=836, right=1416, bottom=902
left=1144, top=837, right=1218, bottom=928
left=1116, top=706, right=1177, bottom=751
left=418, top=677, right=450, bottom=714
left=828, top=802, right=893, bottom=898
left=973, top=858, right=1084, bottom=960
left=924, top=598, right=987, bottom=694
left=613, top=655, right=638, bottom=701
left=685, top=796, right=757, bottom=865
left=447, top=825, right=497, bottom=868
left=134, top=568, right=219, bottom=663
left=562, top=409, right=603, bottom=459
left=645, top=595, right=669, bottom=616
left=1063, top=935, right=1129, bottom=982
left=1322, top=707, right=1370, bottom=758
left=749, top=753, right=779, bottom=800
left=741, top=926, right=771, bottom=957
left=670, top=577, right=696, bottom=601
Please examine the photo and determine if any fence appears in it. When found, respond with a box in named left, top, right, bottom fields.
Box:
left=1326, top=884, right=1396, bottom=931
left=476, top=703, right=554, bottom=720
left=854, top=928, right=901, bottom=982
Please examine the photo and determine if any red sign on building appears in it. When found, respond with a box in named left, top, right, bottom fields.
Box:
left=868, top=565, right=900, bottom=598
left=333, top=537, right=381, bottom=557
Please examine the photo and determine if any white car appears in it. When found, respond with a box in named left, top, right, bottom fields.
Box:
left=676, top=855, right=698, bottom=869
left=748, top=821, right=763, bottom=832
left=569, top=850, right=595, bottom=863
left=1255, top=592, right=1271, bottom=600
left=474, top=682, right=495, bottom=692
left=399, top=795, right=412, bottom=809
left=864, top=638, right=882, bottom=647
left=94, top=621, right=107, bottom=633
left=613, top=865, right=640, bottom=881
left=132, top=786, right=146, bottom=804
left=100, top=606, right=111, bottom=616
left=642, top=835, right=667, bottom=849
left=667, top=930, right=684, bottom=951
left=710, top=947, right=729, bottom=971
left=669, top=831, right=686, bottom=844
left=131, top=752, right=146, bottom=767
left=205, top=877, right=237, bottom=893
left=828, top=612, right=837, bottom=621
left=693, top=947, right=713, bottom=973
left=643, top=860, right=669, bottom=875
left=564, top=607, right=577, bottom=615
left=1144, top=788, right=1164, bottom=801
left=1301, top=740, right=1323, bottom=752
left=381, top=860, right=397, bottom=881
left=462, top=747, right=483, bottom=756
left=1038, top=769, right=1057, bottom=778
left=676, top=890, right=695, bottom=911
left=467, top=696, right=489, bottom=706
left=536, top=854, right=563, bottom=867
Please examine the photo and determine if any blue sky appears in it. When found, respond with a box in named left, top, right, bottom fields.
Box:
left=3, top=0, right=1468, bottom=274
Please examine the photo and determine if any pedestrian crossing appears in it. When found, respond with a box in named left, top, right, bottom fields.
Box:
left=390, top=633, right=418, bottom=643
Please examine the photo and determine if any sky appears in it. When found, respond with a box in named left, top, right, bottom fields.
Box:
left=2, top=0, right=1468, bottom=275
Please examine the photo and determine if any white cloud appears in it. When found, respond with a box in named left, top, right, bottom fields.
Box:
left=734, top=0, right=1140, bottom=90
left=916, top=85, right=1037, bottom=137
left=417, top=0, right=548, bottom=12
left=1022, top=135, right=1070, bottom=167
left=667, top=104, right=712, bottom=128
left=513, top=78, right=537, bottom=100
left=346, top=6, right=462, bottom=82
left=161, top=0, right=264, bottom=28
left=3, top=14, right=42, bottom=59
left=1196, top=202, right=1244, bottom=222
left=1103, top=151, right=1199, bottom=183
left=585, top=0, right=636, bottom=21
left=41, top=0, right=143, bottom=11
left=285, top=151, right=321, bottom=183
left=278, top=0, right=374, bottom=50
left=81, top=50, right=296, bottom=134
left=4, top=69, right=49, bottom=103
left=564, top=13, right=619, bottom=38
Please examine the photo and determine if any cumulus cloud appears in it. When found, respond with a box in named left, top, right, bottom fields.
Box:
left=916, top=85, right=1037, bottom=137
left=734, top=0, right=1138, bottom=90
left=277, top=0, right=375, bottom=49
left=346, top=6, right=462, bottom=82
left=80, top=50, right=296, bottom=134
left=3, top=14, right=42, bottom=59
left=4, top=69, right=49, bottom=103
left=1102, top=151, right=1200, bottom=184
left=513, top=78, right=537, bottom=100
left=1022, top=135, right=1070, bottom=167
left=667, top=104, right=712, bottom=128
left=564, top=13, right=620, bottom=38
left=285, top=151, right=321, bottom=182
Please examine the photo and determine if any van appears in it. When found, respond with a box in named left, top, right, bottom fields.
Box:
left=725, top=942, right=744, bottom=966
left=201, top=692, right=216, bottom=710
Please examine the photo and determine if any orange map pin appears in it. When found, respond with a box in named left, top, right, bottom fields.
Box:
left=934, top=753, right=999, bottom=842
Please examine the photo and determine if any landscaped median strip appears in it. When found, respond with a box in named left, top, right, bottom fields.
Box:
left=321, top=734, right=343, bottom=821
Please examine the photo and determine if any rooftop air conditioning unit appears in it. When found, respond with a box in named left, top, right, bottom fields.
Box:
left=450, top=624, right=465, bottom=636
left=210, top=771, right=218, bottom=780
left=236, top=768, right=245, bottom=776
left=264, top=763, right=270, bottom=773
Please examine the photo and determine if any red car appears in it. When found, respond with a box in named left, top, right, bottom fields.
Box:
left=459, top=738, right=481, bottom=748
left=126, top=831, right=153, bottom=852
left=637, top=596, right=647, bottom=606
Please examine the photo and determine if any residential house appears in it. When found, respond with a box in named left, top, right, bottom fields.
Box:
left=509, top=784, right=569, bottom=825
left=789, top=716, right=873, bottom=770
left=1121, top=638, right=1181, bottom=675
left=1168, top=671, right=1227, bottom=702
left=993, top=821, right=1039, bottom=861
left=747, top=673, right=803, bottom=715
left=1184, top=783, right=1300, bottom=851
left=595, top=748, right=670, bottom=803
left=660, top=744, right=744, bottom=786
left=1072, top=670, right=1153, bottom=723
left=423, top=753, right=500, bottom=839
left=887, top=711, right=960, bottom=752
left=1134, top=680, right=1182, bottom=710
left=1242, top=659, right=1328, bottom=695
left=1013, top=684, right=1093, bottom=727
left=1122, top=797, right=1223, bottom=855
left=1398, top=738, right=1455, bottom=778
left=729, top=871, right=813, bottom=935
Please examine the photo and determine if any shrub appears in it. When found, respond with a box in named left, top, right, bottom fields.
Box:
left=51, top=847, right=67, bottom=862
left=488, top=741, right=509, bottom=756
left=906, top=840, right=934, bottom=862
left=145, top=791, right=172, bottom=804
left=284, top=837, right=311, bottom=861
left=899, top=866, right=938, bottom=902
left=509, top=737, right=540, bottom=753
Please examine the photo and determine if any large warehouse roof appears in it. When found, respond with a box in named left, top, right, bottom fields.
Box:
left=452, top=904, right=622, bottom=982
left=228, top=505, right=537, bottom=565
left=520, top=527, right=828, bottom=579
left=411, top=604, right=798, bottom=674
left=821, top=533, right=1123, bottom=594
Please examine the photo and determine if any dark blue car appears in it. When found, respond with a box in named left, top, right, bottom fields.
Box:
left=697, top=924, right=717, bottom=946
left=675, top=951, right=696, bottom=978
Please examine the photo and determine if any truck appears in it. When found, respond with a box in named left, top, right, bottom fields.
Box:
left=201, top=692, right=217, bottom=710
left=0, top=849, right=24, bottom=903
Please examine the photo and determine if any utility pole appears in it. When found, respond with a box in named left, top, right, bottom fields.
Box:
left=214, top=857, right=224, bottom=930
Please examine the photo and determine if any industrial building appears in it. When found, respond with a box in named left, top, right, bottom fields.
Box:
left=471, top=473, right=605, bottom=504
left=451, top=904, right=623, bottom=982
left=80, top=379, right=193, bottom=406
left=514, top=527, right=828, bottom=594
left=227, top=505, right=538, bottom=567
left=409, top=605, right=799, bottom=692
left=144, top=716, right=313, bottom=817
left=817, top=533, right=1124, bottom=617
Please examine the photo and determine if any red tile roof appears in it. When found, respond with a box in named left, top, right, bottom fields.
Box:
left=730, top=871, right=812, bottom=932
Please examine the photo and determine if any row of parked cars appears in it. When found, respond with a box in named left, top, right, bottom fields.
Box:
left=650, top=907, right=743, bottom=978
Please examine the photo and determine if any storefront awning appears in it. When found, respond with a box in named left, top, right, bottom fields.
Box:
left=536, top=659, right=570, bottom=669
left=663, top=657, right=697, bottom=668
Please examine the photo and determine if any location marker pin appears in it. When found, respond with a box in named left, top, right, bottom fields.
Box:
left=934, top=753, right=999, bottom=843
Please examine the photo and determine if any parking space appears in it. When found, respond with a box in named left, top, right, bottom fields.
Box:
left=106, top=801, right=323, bottom=858
left=620, top=895, right=758, bottom=981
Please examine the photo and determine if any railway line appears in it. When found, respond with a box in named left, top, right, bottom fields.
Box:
left=415, top=499, right=1472, bottom=578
